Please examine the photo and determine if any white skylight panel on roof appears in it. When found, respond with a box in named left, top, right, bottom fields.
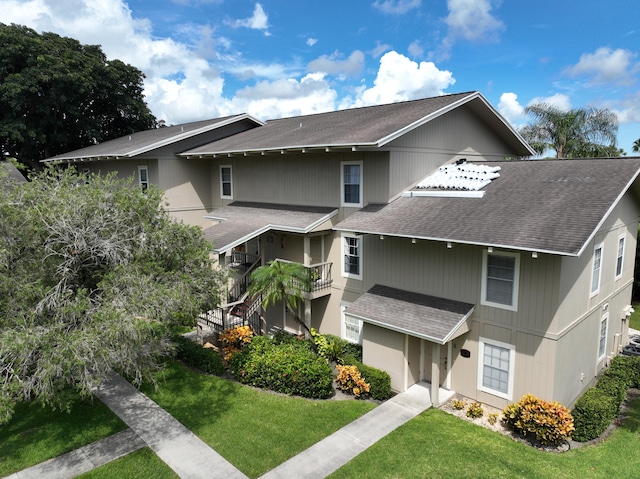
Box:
left=417, top=161, right=501, bottom=191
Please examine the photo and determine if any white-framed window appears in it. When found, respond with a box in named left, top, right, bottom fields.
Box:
left=591, top=242, right=603, bottom=296
left=341, top=304, right=363, bottom=344
left=341, top=161, right=362, bottom=207
left=598, top=314, right=608, bottom=360
left=481, top=250, right=520, bottom=311
left=478, top=337, right=515, bottom=400
left=342, top=233, right=362, bottom=280
left=138, top=165, right=149, bottom=191
left=220, top=165, right=233, bottom=199
left=615, top=235, right=625, bottom=280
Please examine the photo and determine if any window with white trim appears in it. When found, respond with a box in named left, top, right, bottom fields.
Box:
left=478, top=337, right=515, bottom=400
left=342, top=233, right=362, bottom=280
left=598, top=314, right=608, bottom=360
left=615, top=236, right=625, bottom=279
left=341, top=304, right=363, bottom=344
left=138, top=165, right=149, bottom=191
left=591, top=243, right=603, bottom=296
left=341, top=161, right=362, bottom=206
left=220, top=165, right=233, bottom=199
left=481, top=250, right=520, bottom=311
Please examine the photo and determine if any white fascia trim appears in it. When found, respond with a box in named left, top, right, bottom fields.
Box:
left=376, top=92, right=478, bottom=147
left=331, top=227, right=578, bottom=257
left=442, top=307, right=476, bottom=343
left=209, top=209, right=338, bottom=254
left=186, top=142, right=379, bottom=158
left=402, top=190, right=485, bottom=198
left=42, top=154, right=124, bottom=163
left=575, top=168, right=640, bottom=258
left=346, top=311, right=465, bottom=345
left=129, top=114, right=264, bottom=157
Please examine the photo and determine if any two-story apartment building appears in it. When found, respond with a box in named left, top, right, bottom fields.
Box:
left=45, top=91, right=640, bottom=409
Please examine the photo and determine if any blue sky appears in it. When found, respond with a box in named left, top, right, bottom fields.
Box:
left=3, top=0, right=640, bottom=153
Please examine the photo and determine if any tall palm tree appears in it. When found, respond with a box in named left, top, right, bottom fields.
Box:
left=633, top=138, right=640, bottom=153
left=247, top=260, right=312, bottom=335
left=520, top=103, right=618, bottom=158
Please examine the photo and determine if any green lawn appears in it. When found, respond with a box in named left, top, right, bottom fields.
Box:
left=77, top=448, right=178, bottom=479
left=630, top=302, right=640, bottom=331
left=142, top=360, right=376, bottom=478
left=7, top=360, right=640, bottom=479
left=0, top=390, right=127, bottom=477
left=329, top=399, right=640, bottom=479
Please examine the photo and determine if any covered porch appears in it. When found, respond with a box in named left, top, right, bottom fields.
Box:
left=199, top=201, right=337, bottom=336
left=344, top=284, right=475, bottom=406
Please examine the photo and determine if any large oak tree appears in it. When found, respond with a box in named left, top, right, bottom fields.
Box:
left=0, top=23, right=157, bottom=171
left=0, top=165, right=224, bottom=424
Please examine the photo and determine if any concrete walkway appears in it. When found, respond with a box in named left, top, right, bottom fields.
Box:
left=4, top=375, right=452, bottom=479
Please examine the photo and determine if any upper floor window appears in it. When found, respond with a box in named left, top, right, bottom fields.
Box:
left=478, top=337, right=515, bottom=400
left=220, top=165, right=233, bottom=199
left=615, top=236, right=625, bottom=279
left=341, top=161, right=362, bottom=207
left=481, top=250, right=520, bottom=311
left=342, top=233, right=362, bottom=280
left=138, top=165, right=149, bottom=192
left=591, top=243, right=603, bottom=296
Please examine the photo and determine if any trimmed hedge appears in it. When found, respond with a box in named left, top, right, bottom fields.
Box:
left=229, top=336, right=333, bottom=399
left=572, top=355, right=640, bottom=441
left=173, top=335, right=225, bottom=376
left=343, top=356, right=392, bottom=401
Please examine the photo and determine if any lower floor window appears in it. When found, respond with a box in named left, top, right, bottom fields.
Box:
left=341, top=304, right=363, bottom=344
left=478, top=337, right=514, bottom=399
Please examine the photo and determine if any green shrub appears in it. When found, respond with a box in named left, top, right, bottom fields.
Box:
left=173, top=335, right=225, bottom=376
left=342, top=357, right=392, bottom=400
left=229, top=336, right=333, bottom=399
left=572, top=387, right=620, bottom=441
left=323, top=334, right=363, bottom=362
left=503, top=394, right=574, bottom=445
left=452, top=399, right=466, bottom=410
left=466, top=402, right=484, bottom=419
left=271, top=329, right=303, bottom=345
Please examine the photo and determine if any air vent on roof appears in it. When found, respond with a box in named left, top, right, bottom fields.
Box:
left=416, top=162, right=501, bottom=191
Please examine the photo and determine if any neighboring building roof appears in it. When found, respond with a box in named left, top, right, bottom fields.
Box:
left=344, top=284, right=474, bottom=344
left=203, top=202, right=337, bottom=253
left=182, top=91, right=535, bottom=157
left=335, top=158, right=640, bottom=256
left=43, top=114, right=264, bottom=162
left=0, top=161, right=27, bottom=185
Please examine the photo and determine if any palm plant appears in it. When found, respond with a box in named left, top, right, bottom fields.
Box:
left=247, top=260, right=312, bottom=335
left=633, top=138, right=640, bottom=153
left=520, top=103, right=618, bottom=158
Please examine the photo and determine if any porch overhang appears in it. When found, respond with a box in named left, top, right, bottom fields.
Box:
left=344, top=284, right=474, bottom=344
left=203, top=202, right=337, bottom=254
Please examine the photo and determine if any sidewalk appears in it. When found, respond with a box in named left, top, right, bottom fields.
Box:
left=5, top=375, right=450, bottom=479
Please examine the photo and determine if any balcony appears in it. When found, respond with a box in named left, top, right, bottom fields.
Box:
left=275, top=259, right=333, bottom=299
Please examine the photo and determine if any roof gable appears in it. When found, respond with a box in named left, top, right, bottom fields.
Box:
left=182, top=92, right=534, bottom=157
left=335, top=158, right=640, bottom=256
left=43, top=114, right=264, bottom=162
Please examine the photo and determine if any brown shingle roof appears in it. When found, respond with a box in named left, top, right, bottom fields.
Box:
left=203, top=202, right=337, bottom=253
left=335, top=158, right=640, bottom=256
left=182, top=91, right=533, bottom=156
left=43, top=115, right=261, bottom=162
left=345, top=285, right=474, bottom=343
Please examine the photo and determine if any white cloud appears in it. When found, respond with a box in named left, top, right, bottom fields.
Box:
left=343, top=51, right=455, bottom=107
left=563, top=47, right=639, bottom=86
left=231, top=73, right=338, bottom=120
left=497, top=92, right=526, bottom=126
left=528, top=93, right=572, bottom=111
left=307, top=51, right=366, bottom=78
left=306, top=37, right=318, bottom=47
left=408, top=40, right=424, bottom=58
left=371, top=42, right=392, bottom=58
left=442, top=0, right=504, bottom=57
left=226, top=3, right=270, bottom=35
left=605, top=92, right=640, bottom=124
left=372, top=0, right=421, bottom=14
